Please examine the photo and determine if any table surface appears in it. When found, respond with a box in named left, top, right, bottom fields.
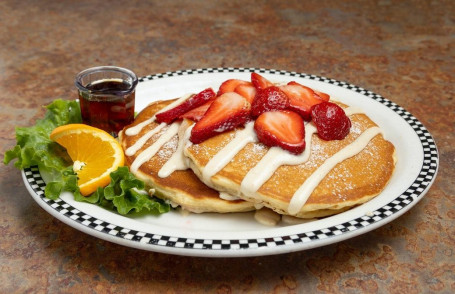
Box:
left=1, top=0, right=454, bottom=293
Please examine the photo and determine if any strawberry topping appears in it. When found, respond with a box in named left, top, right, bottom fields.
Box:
left=254, top=110, right=306, bottom=154
left=313, top=90, right=330, bottom=101
left=251, top=72, right=274, bottom=90
left=190, top=92, right=251, bottom=144
left=184, top=76, right=348, bottom=151
left=155, top=88, right=216, bottom=124
left=217, top=79, right=251, bottom=96
left=311, top=101, right=351, bottom=141
left=179, top=100, right=213, bottom=122
left=251, top=86, right=290, bottom=117
left=234, top=83, right=257, bottom=104
left=279, top=82, right=326, bottom=120
left=287, top=81, right=330, bottom=102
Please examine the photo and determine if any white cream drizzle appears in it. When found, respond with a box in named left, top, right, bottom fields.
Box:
left=240, top=122, right=317, bottom=195
left=201, top=122, right=257, bottom=184
left=125, top=117, right=154, bottom=136
left=125, top=122, right=166, bottom=156
left=219, top=192, right=240, bottom=201
left=124, top=94, right=192, bottom=136
left=130, top=122, right=180, bottom=173
left=287, top=126, right=382, bottom=215
left=158, top=121, right=192, bottom=178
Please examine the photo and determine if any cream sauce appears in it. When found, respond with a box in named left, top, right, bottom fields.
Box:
left=130, top=122, right=180, bottom=173
left=201, top=122, right=257, bottom=184
left=240, top=122, right=317, bottom=195
left=125, top=122, right=166, bottom=156
left=158, top=121, right=192, bottom=178
left=287, top=126, right=382, bottom=214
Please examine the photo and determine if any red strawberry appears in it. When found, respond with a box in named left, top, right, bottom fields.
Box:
left=251, top=86, right=290, bottom=117
left=155, top=88, right=216, bottom=124
left=311, top=101, right=351, bottom=140
left=287, top=81, right=330, bottom=102
left=251, top=72, right=274, bottom=90
left=234, top=83, right=256, bottom=104
left=217, top=79, right=251, bottom=96
left=254, top=110, right=306, bottom=154
left=314, top=90, right=330, bottom=101
left=279, top=82, right=324, bottom=120
left=179, top=100, right=213, bottom=122
left=190, top=92, right=251, bottom=144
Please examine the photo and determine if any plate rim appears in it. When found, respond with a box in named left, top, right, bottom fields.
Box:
left=22, top=67, right=439, bottom=257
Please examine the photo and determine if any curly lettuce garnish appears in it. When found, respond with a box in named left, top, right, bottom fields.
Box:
left=4, top=99, right=169, bottom=215
left=77, top=167, right=169, bottom=215
left=4, top=99, right=80, bottom=170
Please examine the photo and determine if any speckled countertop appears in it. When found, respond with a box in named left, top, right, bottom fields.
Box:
left=1, top=0, right=454, bottom=293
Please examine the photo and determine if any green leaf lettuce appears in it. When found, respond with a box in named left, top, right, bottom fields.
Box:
left=4, top=99, right=169, bottom=215
left=74, top=167, right=170, bottom=215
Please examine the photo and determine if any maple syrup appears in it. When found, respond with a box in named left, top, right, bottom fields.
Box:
left=76, top=66, right=138, bottom=136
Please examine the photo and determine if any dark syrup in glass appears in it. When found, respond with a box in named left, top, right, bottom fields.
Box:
left=79, top=79, right=135, bottom=136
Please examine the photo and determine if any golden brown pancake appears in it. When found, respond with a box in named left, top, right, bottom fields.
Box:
left=119, top=100, right=255, bottom=213
left=184, top=104, right=396, bottom=218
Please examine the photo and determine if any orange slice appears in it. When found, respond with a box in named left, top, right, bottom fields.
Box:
left=50, top=124, right=125, bottom=196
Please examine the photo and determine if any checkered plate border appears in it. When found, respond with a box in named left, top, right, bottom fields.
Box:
left=23, top=67, right=438, bottom=256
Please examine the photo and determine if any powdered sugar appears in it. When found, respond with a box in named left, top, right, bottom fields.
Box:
left=157, top=137, right=178, bottom=160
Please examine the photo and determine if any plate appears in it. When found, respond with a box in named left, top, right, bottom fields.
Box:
left=22, top=68, right=439, bottom=257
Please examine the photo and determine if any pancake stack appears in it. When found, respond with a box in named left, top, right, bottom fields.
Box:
left=119, top=73, right=396, bottom=223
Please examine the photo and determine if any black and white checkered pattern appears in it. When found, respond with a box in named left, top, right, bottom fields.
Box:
left=24, top=68, right=438, bottom=253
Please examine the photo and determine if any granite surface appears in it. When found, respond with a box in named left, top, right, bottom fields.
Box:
left=1, top=0, right=454, bottom=293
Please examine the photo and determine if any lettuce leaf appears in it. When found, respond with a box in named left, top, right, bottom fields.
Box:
left=4, top=99, right=82, bottom=200
left=4, top=99, right=81, bottom=170
left=4, top=99, right=170, bottom=215
left=42, top=165, right=81, bottom=200
left=74, top=167, right=170, bottom=215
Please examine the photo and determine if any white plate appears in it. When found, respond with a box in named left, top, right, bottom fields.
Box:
left=22, top=68, right=439, bottom=257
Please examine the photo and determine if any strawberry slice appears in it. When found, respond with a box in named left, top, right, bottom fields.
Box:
left=234, top=83, right=256, bottom=104
left=288, top=81, right=330, bottom=101
left=314, top=90, right=330, bottom=101
left=311, top=101, right=351, bottom=140
left=254, top=110, right=306, bottom=154
left=155, top=88, right=216, bottom=124
left=217, top=79, right=251, bottom=96
left=190, top=92, right=251, bottom=144
left=288, top=81, right=330, bottom=102
left=179, top=100, right=213, bottom=122
left=251, top=72, right=274, bottom=90
left=279, top=82, right=325, bottom=120
left=251, top=86, right=290, bottom=117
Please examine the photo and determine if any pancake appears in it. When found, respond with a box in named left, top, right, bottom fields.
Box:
left=119, top=99, right=255, bottom=213
left=184, top=103, right=396, bottom=218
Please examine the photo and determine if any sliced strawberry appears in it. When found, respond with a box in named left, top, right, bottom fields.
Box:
left=179, top=100, right=213, bottom=122
left=311, top=101, right=351, bottom=140
left=254, top=110, right=306, bottom=154
left=251, top=86, right=290, bottom=117
left=314, top=90, right=330, bottom=101
left=234, top=83, right=256, bottom=104
left=190, top=92, right=251, bottom=144
left=155, top=88, right=216, bottom=124
left=287, top=81, right=330, bottom=102
left=217, top=79, right=250, bottom=96
left=251, top=72, right=274, bottom=90
left=279, top=82, right=324, bottom=120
